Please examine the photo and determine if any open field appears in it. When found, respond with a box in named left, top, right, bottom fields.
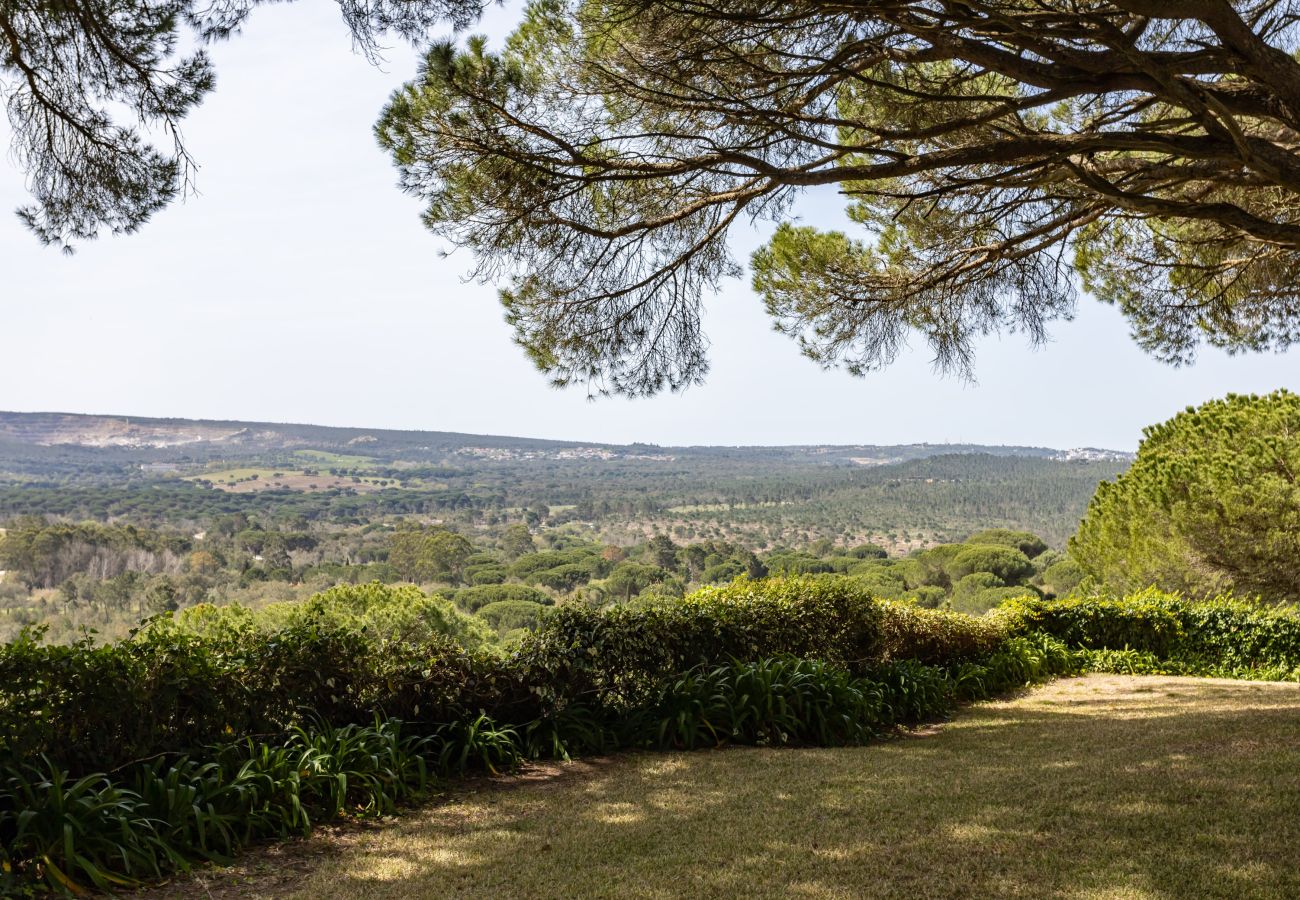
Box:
left=141, top=675, right=1300, bottom=899
left=292, top=450, right=387, bottom=470
left=184, top=467, right=394, bottom=493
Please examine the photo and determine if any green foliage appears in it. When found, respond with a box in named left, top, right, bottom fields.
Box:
left=1038, top=557, right=1085, bottom=597
left=603, top=561, right=671, bottom=601
left=762, top=551, right=837, bottom=576
left=528, top=562, right=597, bottom=592
left=6, top=571, right=1298, bottom=894
left=379, top=0, right=1300, bottom=393
left=876, top=603, right=1008, bottom=665
left=1001, top=591, right=1300, bottom=679
left=965, top=529, right=1048, bottom=559
left=428, top=714, right=522, bottom=776
left=451, top=582, right=552, bottom=612
left=499, top=523, right=536, bottom=559
left=0, top=614, right=517, bottom=777
left=1071, top=391, right=1300, bottom=603
left=515, top=577, right=887, bottom=710
left=845, top=543, right=889, bottom=559
left=869, top=660, right=955, bottom=724
left=653, top=657, right=886, bottom=750
left=476, top=600, right=546, bottom=636
left=203, top=581, right=495, bottom=650
left=949, top=545, right=1035, bottom=584
left=1076, top=648, right=1173, bottom=676
left=389, top=527, right=477, bottom=585
left=0, top=717, right=444, bottom=895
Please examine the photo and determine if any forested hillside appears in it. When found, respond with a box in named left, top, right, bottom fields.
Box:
left=0, top=411, right=1126, bottom=549
left=0, top=410, right=1126, bottom=642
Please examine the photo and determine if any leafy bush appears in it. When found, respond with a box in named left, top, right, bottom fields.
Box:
left=1001, top=591, right=1300, bottom=678
left=9, top=575, right=1297, bottom=895
left=167, top=581, right=493, bottom=650
left=0, top=616, right=529, bottom=776
left=1076, top=647, right=1173, bottom=676
left=0, top=717, right=444, bottom=895
left=761, top=551, right=838, bottom=576
left=0, top=761, right=174, bottom=894
left=876, top=602, right=1008, bottom=665
left=427, top=714, right=522, bottom=776
left=949, top=545, right=1036, bottom=583
left=951, top=634, right=1084, bottom=701
left=998, top=593, right=1300, bottom=676
left=965, top=529, right=1049, bottom=559
left=528, top=563, right=597, bottom=592
left=509, top=549, right=605, bottom=582
left=870, top=659, right=955, bottom=723
left=951, top=586, right=1038, bottom=616
left=516, top=577, right=886, bottom=710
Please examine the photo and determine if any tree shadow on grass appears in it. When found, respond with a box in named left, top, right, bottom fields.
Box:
left=282, top=677, right=1300, bottom=899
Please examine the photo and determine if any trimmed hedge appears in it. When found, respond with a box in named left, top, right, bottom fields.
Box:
left=1000, top=589, right=1300, bottom=679
left=877, top=602, right=1008, bottom=665
left=514, top=577, right=893, bottom=709
left=0, top=621, right=533, bottom=777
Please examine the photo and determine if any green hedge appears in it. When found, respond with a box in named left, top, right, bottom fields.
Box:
left=1000, top=590, right=1300, bottom=679
left=513, top=577, right=895, bottom=709
left=0, top=620, right=534, bottom=777
left=877, top=602, right=1008, bottom=664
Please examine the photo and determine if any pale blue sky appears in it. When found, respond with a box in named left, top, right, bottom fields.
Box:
left=2, top=2, right=1297, bottom=450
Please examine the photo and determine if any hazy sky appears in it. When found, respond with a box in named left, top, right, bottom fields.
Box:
left=3, top=3, right=1298, bottom=450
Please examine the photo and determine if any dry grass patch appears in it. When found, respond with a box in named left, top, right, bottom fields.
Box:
left=145, top=675, right=1300, bottom=899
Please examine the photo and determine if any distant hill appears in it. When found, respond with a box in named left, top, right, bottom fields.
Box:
left=0, top=411, right=1134, bottom=465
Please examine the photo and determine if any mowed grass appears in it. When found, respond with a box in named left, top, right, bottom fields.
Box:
left=159, top=676, right=1300, bottom=899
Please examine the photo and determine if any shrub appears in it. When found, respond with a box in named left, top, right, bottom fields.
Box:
left=0, top=618, right=529, bottom=776
left=876, top=602, right=1008, bottom=665
left=516, top=577, right=886, bottom=709
left=845, top=543, right=889, bottom=560
left=762, top=552, right=837, bottom=576
left=951, top=586, right=1039, bottom=616
left=951, top=634, right=1084, bottom=701
left=509, top=549, right=604, bottom=581
left=170, top=581, right=494, bottom=650
left=870, top=659, right=955, bottom=723
left=0, top=761, right=173, bottom=894
left=13, top=574, right=1300, bottom=896
left=965, top=529, right=1049, bottom=559
left=466, top=564, right=508, bottom=585
left=1000, top=590, right=1300, bottom=677
left=0, top=718, right=440, bottom=895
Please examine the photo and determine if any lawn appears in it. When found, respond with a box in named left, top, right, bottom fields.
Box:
left=149, top=675, right=1300, bottom=899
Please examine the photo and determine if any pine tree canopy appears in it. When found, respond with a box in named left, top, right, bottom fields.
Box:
left=377, top=1, right=1300, bottom=394
left=0, top=0, right=481, bottom=249
left=1071, top=390, right=1300, bottom=603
